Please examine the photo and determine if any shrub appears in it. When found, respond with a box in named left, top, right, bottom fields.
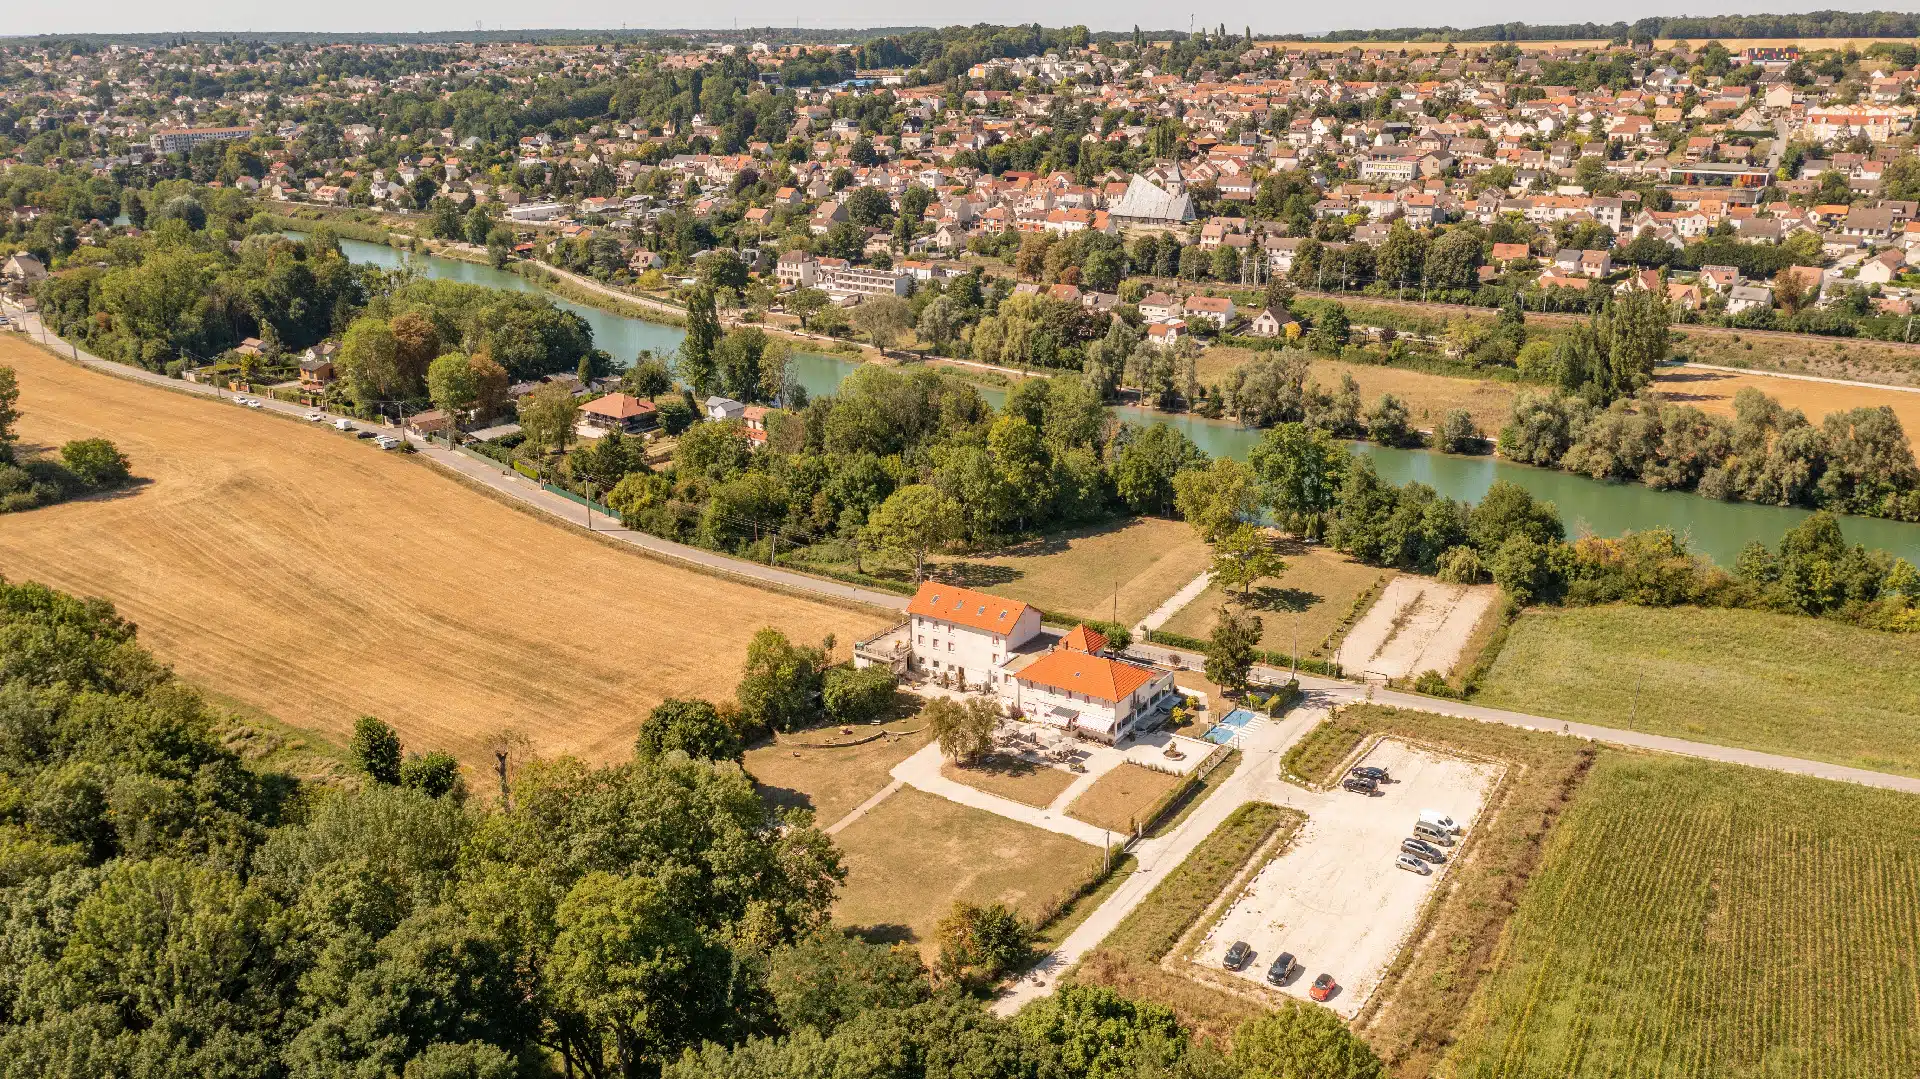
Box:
left=822, top=665, right=897, bottom=725
left=60, top=438, right=131, bottom=488
left=1437, top=545, right=1488, bottom=584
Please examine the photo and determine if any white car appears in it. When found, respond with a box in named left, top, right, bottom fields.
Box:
left=305, top=411, right=326, bottom=422
left=244, top=399, right=263, bottom=409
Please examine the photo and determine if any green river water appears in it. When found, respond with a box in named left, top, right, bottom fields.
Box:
left=334, top=238, right=1920, bottom=567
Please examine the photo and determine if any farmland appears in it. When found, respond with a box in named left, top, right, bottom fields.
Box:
left=1199, top=348, right=1520, bottom=436
left=1475, top=604, right=1920, bottom=776
left=831, top=786, right=1100, bottom=955
left=1654, top=365, right=1920, bottom=451
left=0, top=338, right=887, bottom=774
left=1445, top=754, right=1920, bottom=1079
left=1157, top=541, right=1391, bottom=659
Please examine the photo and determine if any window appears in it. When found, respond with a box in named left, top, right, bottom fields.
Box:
left=917, top=635, right=925, bottom=645
left=947, top=641, right=955, bottom=652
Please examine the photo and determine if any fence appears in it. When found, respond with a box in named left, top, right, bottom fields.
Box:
left=511, top=459, right=539, bottom=481
left=1131, top=741, right=1236, bottom=840
left=541, top=483, right=616, bottom=518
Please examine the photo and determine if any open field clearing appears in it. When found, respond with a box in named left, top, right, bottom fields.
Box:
left=1678, top=328, right=1920, bottom=387
left=744, top=717, right=930, bottom=827
left=1157, top=543, right=1391, bottom=659
left=931, top=516, right=1213, bottom=626
left=1475, top=605, right=1920, bottom=776
left=831, top=786, right=1099, bottom=953
left=941, top=756, right=1080, bottom=807
left=1337, top=578, right=1497, bottom=681
left=1198, top=350, right=1519, bottom=436
left=1655, top=365, right=1920, bottom=452
left=1066, top=761, right=1188, bottom=833
left=1445, top=754, right=1920, bottom=1079
left=0, top=339, right=886, bottom=774
left=1198, top=739, right=1503, bottom=1018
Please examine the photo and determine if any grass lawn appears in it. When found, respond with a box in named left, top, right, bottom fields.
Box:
left=940, top=756, right=1080, bottom=808
left=744, top=716, right=931, bottom=828
left=832, top=786, right=1100, bottom=955
left=930, top=516, right=1213, bottom=627
left=1066, top=763, right=1189, bottom=832
left=1158, top=542, right=1392, bottom=659
left=1475, top=605, right=1920, bottom=776
left=1279, top=714, right=1371, bottom=786
left=1444, top=754, right=1920, bottom=1079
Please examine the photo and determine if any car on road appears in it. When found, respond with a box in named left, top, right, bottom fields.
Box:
left=1395, top=853, right=1432, bottom=875
left=244, top=398, right=263, bottom=409
left=1223, top=941, right=1253, bottom=970
left=1309, top=973, right=1336, bottom=1002
left=305, top=411, right=326, bottom=422
left=1341, top=776, right=1378, bottom=795
left=1402, top=837, right=1446, bottom=863
left=1265, top=952, right=1296, bottom=986
left=1350, top=765, right=1390, bottom=782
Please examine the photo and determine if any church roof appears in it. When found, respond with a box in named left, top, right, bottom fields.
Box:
left=1109, top=174, right=1194, bottom=224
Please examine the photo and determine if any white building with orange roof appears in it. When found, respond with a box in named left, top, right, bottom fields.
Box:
left=997, top=626, right=1177, bottom=743
left=893, top=582, right=1042, bottom=691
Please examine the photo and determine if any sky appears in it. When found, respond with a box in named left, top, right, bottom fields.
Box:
left=5, top=0, right=1902, bottom=37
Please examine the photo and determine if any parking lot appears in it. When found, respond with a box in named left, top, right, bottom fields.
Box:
left=1194, top=738, right=1503, bottom=1016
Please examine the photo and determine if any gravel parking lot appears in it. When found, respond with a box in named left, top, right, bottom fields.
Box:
left=1337, top=578, right=1496, bottom=682
left=1195, top=738, right=1503, bottom=1016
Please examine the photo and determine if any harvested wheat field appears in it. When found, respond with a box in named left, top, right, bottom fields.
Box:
left=0, top=339, right=886, bottom=773
left=1654, top=365, right=1920, bottom=453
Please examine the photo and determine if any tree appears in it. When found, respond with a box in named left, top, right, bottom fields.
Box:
left=351, top=715, right=403, bottom=785
left=1249, top=423, right=1351, bottom=532
left=1232, top=1001, right=1386, bottom=1079
left=389, top=310, right=441, bottom=393
left=768, top=930, right=929, bottom=1036
left=822, top=665, right=897, bottom=725
left=427, top=351, right=479, bottom=418
left=714, top=326, right=769, bottom=402
left=1111, top=423, right=1206, bottom=517
left=398, top=752, right=464, bottom=797
left=1211, top=524, right=1285, bottom=597
left=1437, top=409, right=1481, bottom=454
left=337, top=317, right=404, bottom=408
left=636, top=697, right=743, bottom=761
left=58, top=438, right=131, bottom=487
left=0, top=365, right=18, bottom=462
left=863, top=484, right=959, bottom=581
left=1017, top=984, right=1188, bottom=1079
left=851, top=296, right=912, bottom=356
left=1171, top=457, right=1257, bottom=541
left=735, top=628, right=828, bottom=733
left=1307, top=303, right=1350, bottom=353
left=787, top=287, right=829, bottom=331
left=925, top=696, right=998, bottom=762
left=679, top=285, right=723, bottom=394
left=935, top=900, right=1030, bottom=987
left=1205, top=605, right=1262, bottom=692
left=517, top=382, right=579, bottom=458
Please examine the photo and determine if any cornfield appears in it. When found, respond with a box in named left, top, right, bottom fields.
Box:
left=1447, top=754, right=1920, bottom=1078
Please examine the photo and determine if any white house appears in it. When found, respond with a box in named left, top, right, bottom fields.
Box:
left=902, top=582, right=1041, bottom=691
left=705, top=396, right=746, bottom=421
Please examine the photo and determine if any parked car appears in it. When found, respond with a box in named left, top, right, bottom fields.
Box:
left=305, top=411, right=326, bottom=422
left=244, top=399, right=263, bottom=409
left=1395, top=853, right=1431, bottom=875
left=1412, top=821, right=1456, bottom=846
left=1309, top=973, right=1336, bottom=1002
left=1419, top=810, right=1459, bottom=833
left=1223, top=941, right=1253, bottom=970
left=1402, top=837, right=1446, bottom=863
left=1341, top=776, right=1378, bottom=795
left=374, top=435, right=401, bottom=450
left=1265, top=952, right=1297, bottom=986
left=1351, top=765, right=1390, bottom=782
left=354, top=429, right=375, bottom=439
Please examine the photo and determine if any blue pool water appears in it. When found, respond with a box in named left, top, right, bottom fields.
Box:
left=1203, top=709, right=1260, bottom=744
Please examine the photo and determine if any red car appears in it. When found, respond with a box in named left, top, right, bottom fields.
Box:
left=1309, top=973, right=1337, bottom=1002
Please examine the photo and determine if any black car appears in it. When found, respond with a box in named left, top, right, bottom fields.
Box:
left=1223, top=941, right=1253, bottom=970
left=1351, top=765, right=1390, bottom=782
left=1266, top=952, right=1297, bottom=985
left=1341, top=775, right=1378, bottom=794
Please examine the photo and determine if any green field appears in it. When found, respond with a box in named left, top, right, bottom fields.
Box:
left=1446, top=754, right=1920, bottom=1079
left=1474, top=605, right=1920, bottom=776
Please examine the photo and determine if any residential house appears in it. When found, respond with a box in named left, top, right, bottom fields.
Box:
left=576, top=393, right=658, bottom=437
left=1137, top=291, right=1179, bottom=322
left=1181, top=295, right=1235, bottom=329
left=704, top=396, right=746, bottom=422
left=1727, top=284, right=1774, bottom=314
left=997, top=631, right=1177, bottom=744
left=1247, top=306, right=1301, bottom=338
left=900, top=582, right=1041, bottom=691
left=1145, top=320, right=1187, bottom=349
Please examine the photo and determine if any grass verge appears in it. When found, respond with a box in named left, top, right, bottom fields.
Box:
left=941, top=757, right=1079, bottom=808
left=1066, top=763, right=1189, bottom=833
left=1278, top=716, right=1371, bottom=787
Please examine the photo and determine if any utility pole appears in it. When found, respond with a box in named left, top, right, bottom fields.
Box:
left=585, top=483, right=595, bottom=530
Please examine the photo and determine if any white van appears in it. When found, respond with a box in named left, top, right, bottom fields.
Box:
left=1419, top=810, right=1459, bottom=834
left=332, top=418, right=354, bottom=432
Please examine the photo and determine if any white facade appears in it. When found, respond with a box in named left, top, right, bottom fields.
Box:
left=904, top=582, right=1042, bottom=692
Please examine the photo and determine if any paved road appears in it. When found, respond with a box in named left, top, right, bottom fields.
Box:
left=1127, top=642, right=1920, bottom=796
left=0, top=301, right=910, bottom=616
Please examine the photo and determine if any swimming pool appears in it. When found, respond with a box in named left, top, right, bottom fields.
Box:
left=1203, top=708, right=1260, bottom=745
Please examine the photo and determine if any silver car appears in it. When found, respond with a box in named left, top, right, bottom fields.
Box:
left=1394, top=853, right=1431, bottom=875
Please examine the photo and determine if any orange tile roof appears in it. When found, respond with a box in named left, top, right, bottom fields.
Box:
left=908, top=582, right=1030, bottom=636
left=1014, top=648, right=1158, bottom=704
left=580, top=393, right=656, bottom=419
left=1060, top=625, right=1109, bottom=653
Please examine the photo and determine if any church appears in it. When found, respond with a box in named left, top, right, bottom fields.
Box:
left=1107, top=163, right=1196, bottom=229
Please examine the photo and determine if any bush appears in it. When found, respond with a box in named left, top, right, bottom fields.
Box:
left=1437, top=408, right=1482, bottom=453
left=1412, top=669, right=1457, bottom=698
left=823, top=665, right=897, bottom=725
left=1436, top=545, right=1488, bottom=584
left=60, top=438, right=131, bottom=488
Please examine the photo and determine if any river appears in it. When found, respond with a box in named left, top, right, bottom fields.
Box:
left=333, top=237, right=1920, bottom=566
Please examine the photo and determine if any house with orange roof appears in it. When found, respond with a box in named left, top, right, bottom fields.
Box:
left=998, top=628, right=1176, bottom=743
left=891, top=582, right=1043, bottom=691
